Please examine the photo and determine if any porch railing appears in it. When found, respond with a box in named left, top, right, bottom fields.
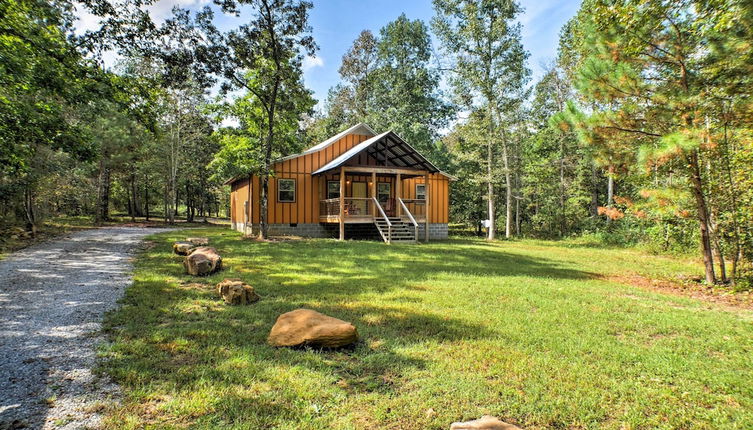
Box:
left=319, top=197, right=374, bottom=218
left=319, top=197, right=426, bottom=222
left=400, top=199, right=426, bottom=221
left=398, top=197, right=419, bottom=241
left=373, top=197, right=392, bottom=243
left=320, top=198, right=340, bottom=217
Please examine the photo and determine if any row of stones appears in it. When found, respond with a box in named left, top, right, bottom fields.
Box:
left=172, top=239, right=359, bottom=349
left=172, top=237, right=519, bottom=430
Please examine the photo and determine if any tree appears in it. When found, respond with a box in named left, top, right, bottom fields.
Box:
left=564, top=0, right=753, bottom=284
left=368, top=14, right=454, bottom=157
left=314, top=16, right=453, bottom=160
left=0, top=0, right=98, bottom=233
left=338, top=30, right=378, bottom=121
left=194, top=0, right=316, bottom=239
left=433, top=0, right=529, bottom=240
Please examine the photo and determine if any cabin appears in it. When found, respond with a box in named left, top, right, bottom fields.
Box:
left=226, top=123, right=452, bottom=243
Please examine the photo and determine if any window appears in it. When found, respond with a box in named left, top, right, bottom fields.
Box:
left=416, top=184, right=426, bottom=200
left=377, top=182, right=391, bottom=203
left=327, top=181, right=340, bottom=199
left=277, top=178, right=295, bottom=203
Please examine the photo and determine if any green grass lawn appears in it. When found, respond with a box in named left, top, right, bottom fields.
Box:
left=100, top=227, right=753, bottom=429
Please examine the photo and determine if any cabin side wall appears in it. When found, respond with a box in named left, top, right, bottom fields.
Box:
left=230, top=177, right=252, bottom=233
left=403, top=173, right=450, bottom=239
left=267, top=133, right=372, bottom=225
left=402, top=173, right=450, bottom=223
left=230, top=134, right=372, bottom=233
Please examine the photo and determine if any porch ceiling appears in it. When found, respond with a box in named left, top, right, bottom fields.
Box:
left=312, top=131, right=440, bottom=175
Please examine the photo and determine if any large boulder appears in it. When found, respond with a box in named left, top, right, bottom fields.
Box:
left=217, top=279, right=260, bottom=305
left=268, top=309, right=358, bottom=348
left=187, top=237, right=209, bottom=246
left=450, top=416, right=521, bottom=430
left=184, top=246, right=222, bottom=276
left=173, top=241, right=195, bottom=255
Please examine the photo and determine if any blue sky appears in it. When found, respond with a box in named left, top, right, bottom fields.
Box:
left=76, top=0, right=582, bottom=107
left=301, top=0, right=582, bottom=107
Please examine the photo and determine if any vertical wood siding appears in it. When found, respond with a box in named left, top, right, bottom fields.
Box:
left=229, top=134, right=450, bottom=225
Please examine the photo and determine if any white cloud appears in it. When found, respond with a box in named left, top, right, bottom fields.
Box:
left=302, top=55, right=324, bottom=71
left=73, top=0, right=211, bottom=36
left=220, top=117, right=240, bottom=128
left=73, top=7, right=102, bottom=35
left=145, top=0, right=211, bottom=23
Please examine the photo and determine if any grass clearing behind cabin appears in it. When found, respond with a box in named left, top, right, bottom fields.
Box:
left=100, top=227, right=753, bottom=429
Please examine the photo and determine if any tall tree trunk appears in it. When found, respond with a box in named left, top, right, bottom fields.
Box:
left=163, top=183, right=169, bottom=223
left=23, top=185, right=37, bottom=236
left=498, top=120, right=513, bottom=239
left=605, top=164, right=615, bottom=225
left=260, top=108, right=277, bottom=239
left=486, top=104, right=495, bottom=241
left=95, top=157, right=111, bottom=224
left=590, top=163, right=599, bottom=217
left=559, top=136, right=566, bottom=236
left=259, top=58, right=282, bottom=239
left=130, top=173, right=143, bottom=217
left=186, top=182, right=194, bottom=222
left=686, top=150, right=716, bottom=284
left=708, top=210, right=727, bottom=283
left=721, top=113, right=742, bottom=285
left=487, top=179, right=495, bottom=241
left=168, top=107, right=180, bottom=225
left=260, top=175, right=269, bottom=239
left=515, top=191, right=520, bottom=236
left=502, top=140, right=512, bottom=239
left=607, top=165, right=614, bottom=207
left=144, top=178, right=150, bottom=221
left=127, top=196, right=134, bottom=222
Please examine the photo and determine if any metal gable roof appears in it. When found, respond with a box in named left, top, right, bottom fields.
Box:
left=312, top=131, right=440, bottom=175
left=276, top=123, right=377, bottom=162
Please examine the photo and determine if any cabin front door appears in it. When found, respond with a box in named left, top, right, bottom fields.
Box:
left=351, top=182, right=368, bottom=215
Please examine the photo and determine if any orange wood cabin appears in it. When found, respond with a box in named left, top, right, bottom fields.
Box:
left=226, top=123, right=453, bottom=243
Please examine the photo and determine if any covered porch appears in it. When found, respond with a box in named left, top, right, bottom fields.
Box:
left=313, top=131, right=438, bottom=243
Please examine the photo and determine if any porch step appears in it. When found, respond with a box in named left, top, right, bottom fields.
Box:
left=373, top=219, right=419, bottom=243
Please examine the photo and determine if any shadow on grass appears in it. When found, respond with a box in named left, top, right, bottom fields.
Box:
left=100, top=231, right=593, bottom=427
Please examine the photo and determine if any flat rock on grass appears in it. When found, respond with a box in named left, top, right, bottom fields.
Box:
left=173, top=241, right=195, bottom=255
left=450, top=416, right=522, bottom=430
left=184, top=246, right=222, bottom=276
left=268, top=309, right=358, bottom=348
left=217, top=279, right=259, bottom=305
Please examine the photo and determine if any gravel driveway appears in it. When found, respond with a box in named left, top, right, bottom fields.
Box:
left=0, top=227, right=167, bottom=429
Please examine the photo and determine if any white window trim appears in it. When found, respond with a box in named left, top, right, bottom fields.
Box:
left=277, top=178, right=296, bottom=203
left=416, top=183, right=426, bottom=200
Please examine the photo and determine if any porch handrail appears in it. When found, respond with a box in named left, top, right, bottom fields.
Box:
left=397, top=198, right=418, bottom=227
left=398, top=197, right=419, bottom=243
left=372, top=197, right=392, bottom=244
